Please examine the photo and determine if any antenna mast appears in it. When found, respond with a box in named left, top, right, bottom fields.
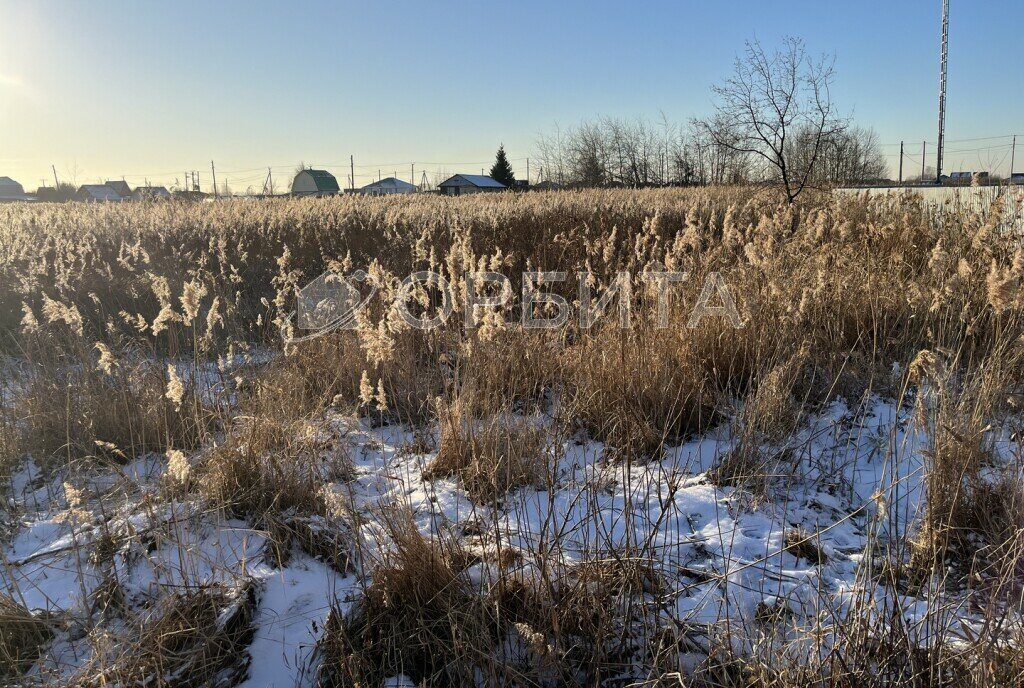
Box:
left=936, top=0, right=949, bottom=184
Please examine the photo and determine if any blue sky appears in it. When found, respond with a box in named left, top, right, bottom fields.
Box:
left=0, top=1, right=1020, bottom=191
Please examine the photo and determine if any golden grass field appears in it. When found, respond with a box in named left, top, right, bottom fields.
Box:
left=1, top=187, right=1023, bottom=686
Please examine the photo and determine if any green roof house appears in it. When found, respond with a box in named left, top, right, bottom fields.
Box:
left=291, top=169, right=340, bottom=197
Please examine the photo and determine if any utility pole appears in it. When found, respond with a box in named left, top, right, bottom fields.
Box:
left=921, top=141, right=926, bottom=181
left=898, top=141, right=904, bottom=186
left=211, top=160, right=218, bottom=199
left=1010, top=135, right=1017, bottom=182
left=262, top=168, right=273, bottom=196
left=350, top=155, right=355, bottom=192
left=411, top=163, right=415, bottom=186
left=936, top=0, right=950, bottom=184
left=51, top=165, right=59, bottom=188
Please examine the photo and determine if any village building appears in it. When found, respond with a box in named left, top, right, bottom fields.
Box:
left=131, top=186, right=172, bottom=200
left=75, top=184, right=123, bottom=202
left=437, top=174, right=506, bottom=196
left=0, top=176, right=28, bottom=201
left=361, top=177, right=416, bottom=196
left=105, top=180, right=132, bottom=199
left=291, top=169, right=340, bottom=197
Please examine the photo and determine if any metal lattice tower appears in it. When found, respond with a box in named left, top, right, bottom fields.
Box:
left=936, top=0, right=949, bottom=183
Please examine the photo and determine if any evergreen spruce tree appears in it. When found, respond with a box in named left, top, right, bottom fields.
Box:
left=489, top=145, right=516, bottom=187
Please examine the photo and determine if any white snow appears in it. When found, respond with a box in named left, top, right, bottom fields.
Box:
left=1, top=392, right=1017, bottom=685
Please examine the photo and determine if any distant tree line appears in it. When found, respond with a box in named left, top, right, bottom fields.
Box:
left=534, top=37, right=887, bottom=199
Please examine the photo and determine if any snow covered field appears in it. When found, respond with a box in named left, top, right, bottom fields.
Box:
left=4, top=388, right=1019, bottom=685
left=2, top=188, right=1022, bottom=685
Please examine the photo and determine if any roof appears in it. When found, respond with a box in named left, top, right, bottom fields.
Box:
left=297, top=169, right=340, bottom=192
left=0, top=176, right=27, bottom=199
left=438, top=174, right=506, bottom=189
left=105, top=180, right=131, bottom=197
left=362, top=177, right=416, bottom=191
left=77, top=184, right=123, bottom=202
left=132, top=186, right=171, bottom=199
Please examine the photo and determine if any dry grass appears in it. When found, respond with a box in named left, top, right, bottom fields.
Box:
left=423, top=395, right=548, bottom=502
left=319, top=508, right=674, bottom=687
left=910, top=344, right=1024, bottom=573
left=565, top=325, right=718, bottom=460
left=70, top=584, right=256, bottom=688
left=8, top=332, right=210, bottom=471
left=318, top=510, right=497, bottom=687
left=2, top=187, right=1024, bottom=685
left=197, top=356, right=353, bottom=520
left=0, top=594, right=51, bottom=679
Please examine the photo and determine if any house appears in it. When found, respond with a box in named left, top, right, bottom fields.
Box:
left=34, top=187, right=60, bottom=202
left=0, top=176, right=28, bottom=201
left=291, top=169, right=340, bottom=197
left=75, top=184, right=123, bottom=202
left=105, top=180, right=132, bottom=199
left=361, top=177, right=416, bottom=196
left=172, top=190, right=210, bottom=202
left=131, top=186, right=171, bottom=201
left=1011, top=172, right=1024, bottom=185
left=437, top=174, right=506, bottom=196
left=533, top=180, right=562, bottom=192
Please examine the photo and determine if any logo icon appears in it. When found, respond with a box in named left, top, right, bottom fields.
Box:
left=282, top=269, right=377, bottom=343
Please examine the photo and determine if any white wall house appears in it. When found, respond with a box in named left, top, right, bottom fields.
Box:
left=361, top=177, right=416, bottom=196
left=291, top=169, right=340, bottom=197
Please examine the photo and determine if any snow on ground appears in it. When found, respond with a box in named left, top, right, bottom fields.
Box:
left=238, top=555, right=355, bottom=688
left=0, top=394, right=1009, bottom=685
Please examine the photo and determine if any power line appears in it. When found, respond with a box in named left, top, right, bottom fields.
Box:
left=879, top=133, right=1018, bottom=148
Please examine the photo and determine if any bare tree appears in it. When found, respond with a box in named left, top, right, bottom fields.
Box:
left=686, top=117, right=755, bottom=185
left=571, top=121, right=610, bottom=187
left=697, top=37, right=846, bottom=202
left=785, top=124, right=887, bottom=185
left=534, top=125, right=570, bottom=186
